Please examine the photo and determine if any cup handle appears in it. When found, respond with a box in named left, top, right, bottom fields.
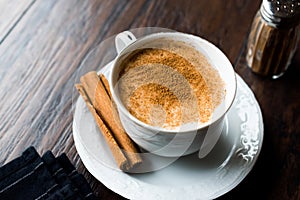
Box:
left=115, top=31, right=136, bottom=54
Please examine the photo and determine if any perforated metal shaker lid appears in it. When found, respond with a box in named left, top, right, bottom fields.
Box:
left=260, top=0, right=300, bottom=27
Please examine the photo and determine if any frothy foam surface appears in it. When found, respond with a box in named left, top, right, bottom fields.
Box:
left=117, top=39, right=225, bottom=129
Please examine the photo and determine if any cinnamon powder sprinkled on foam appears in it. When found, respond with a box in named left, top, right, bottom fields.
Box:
left=118, top=40, right=225, bottom=129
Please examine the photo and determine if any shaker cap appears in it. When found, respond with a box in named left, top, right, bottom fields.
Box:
left=261, top=0, right=300, bottom=27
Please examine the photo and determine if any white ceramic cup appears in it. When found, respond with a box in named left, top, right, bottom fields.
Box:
left=109, top=31, right=236, bottom=157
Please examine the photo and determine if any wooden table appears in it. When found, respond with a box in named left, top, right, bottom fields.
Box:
left=0, top=0, right=299, bottom=199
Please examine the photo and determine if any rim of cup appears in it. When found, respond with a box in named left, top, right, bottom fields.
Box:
left=110, top=32, right=237, bottom=134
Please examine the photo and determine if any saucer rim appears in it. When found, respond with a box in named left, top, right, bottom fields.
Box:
left=73, top=64, right=264, bottom=199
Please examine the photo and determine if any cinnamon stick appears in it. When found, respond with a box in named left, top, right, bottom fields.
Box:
left=75, top=84, right=129, bottom=170
left=77, top=71, right=142, bottom=171
left=99, top=74, right=112, bottom=98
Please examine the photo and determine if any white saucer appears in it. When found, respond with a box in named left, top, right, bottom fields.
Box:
left=73, top=62, right=263, bottom=200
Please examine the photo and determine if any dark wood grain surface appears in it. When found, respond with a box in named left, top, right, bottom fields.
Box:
left=0, top=0, right=299, bottom=199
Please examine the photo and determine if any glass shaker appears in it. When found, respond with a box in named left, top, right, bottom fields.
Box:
left=246, top=0, right=300, bottom=79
